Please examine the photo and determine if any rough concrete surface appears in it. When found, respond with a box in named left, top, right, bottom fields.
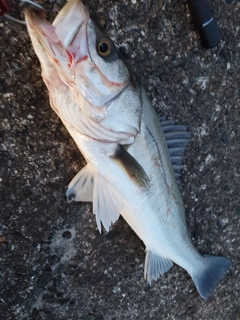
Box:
left=0, top=0, right=239, bottom=319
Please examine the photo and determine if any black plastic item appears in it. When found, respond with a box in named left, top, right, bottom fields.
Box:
left=0, top=0, right=14, bottom=15
left=186, top=0, right=222, bottom=49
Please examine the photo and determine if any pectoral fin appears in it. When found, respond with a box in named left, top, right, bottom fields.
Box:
left=111, top=144, right=150, bottom=188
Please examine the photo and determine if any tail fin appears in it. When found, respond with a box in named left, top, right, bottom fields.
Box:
left=191, top=254, right=231, bottom=299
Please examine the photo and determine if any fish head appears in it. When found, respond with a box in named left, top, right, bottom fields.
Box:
left=24, top=0, right=141, bottom=143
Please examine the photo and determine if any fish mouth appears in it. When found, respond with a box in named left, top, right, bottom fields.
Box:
left=24, top=0, right=90, bottom=64
left=24, top=0, right=139, bottom=139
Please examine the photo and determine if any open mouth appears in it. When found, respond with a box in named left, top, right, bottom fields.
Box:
left=24, top=0, right=137, bottom=135
left=24, top=0, right=90, bottom=64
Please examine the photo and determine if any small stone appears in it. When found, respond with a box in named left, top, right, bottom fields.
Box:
left=220, top=132, right=228, bottom=144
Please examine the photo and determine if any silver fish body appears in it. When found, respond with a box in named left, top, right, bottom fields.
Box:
left=24, top=0, right=231, bottom=299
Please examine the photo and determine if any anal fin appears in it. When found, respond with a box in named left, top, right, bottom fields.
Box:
left=144, top=250, right=173, bottom=285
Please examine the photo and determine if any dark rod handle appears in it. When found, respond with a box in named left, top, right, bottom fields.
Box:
left=186, top=0, right=222, bottom=49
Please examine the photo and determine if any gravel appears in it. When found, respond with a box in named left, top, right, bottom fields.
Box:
left=0, top=1, right=239, bottom=319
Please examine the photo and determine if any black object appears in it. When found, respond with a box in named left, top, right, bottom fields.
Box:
left=186, top=0, right=222, bottom=49
left=0, top=0, right=45, bottom=25
left=0, top=0, right=14, bottom=16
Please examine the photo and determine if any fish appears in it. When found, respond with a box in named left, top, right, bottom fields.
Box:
left=24, top=0, right=231, bottom=299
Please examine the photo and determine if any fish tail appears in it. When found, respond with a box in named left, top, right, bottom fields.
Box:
left=190, top=254, right=231, bottom=299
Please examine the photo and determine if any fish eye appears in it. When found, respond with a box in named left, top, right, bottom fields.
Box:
left=97, top=38, right=112, bottom=57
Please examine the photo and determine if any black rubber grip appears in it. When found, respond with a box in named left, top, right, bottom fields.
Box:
left=186, top=0, right=222, bottom=49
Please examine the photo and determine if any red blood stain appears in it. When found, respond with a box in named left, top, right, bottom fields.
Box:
left=53, top=58, right=60, bottom=66
left=66, top=50, right=73, bottom=65
left=79, top=55, right=88, bottom=62
left=93, top=64, right=126, bottom=88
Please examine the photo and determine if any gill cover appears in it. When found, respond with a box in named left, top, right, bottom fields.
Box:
left=24, top=0, right=142, bottom=143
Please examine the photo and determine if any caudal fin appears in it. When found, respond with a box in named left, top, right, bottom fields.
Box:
left=191, top=254, right=232, bottom=299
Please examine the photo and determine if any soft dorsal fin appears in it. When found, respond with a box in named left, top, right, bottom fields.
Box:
left=93, top=174, right=123, bottom=233
left=159, top=116, right=191, bottom=178
left=66, top=164, right=94, bottom=202
left=144, top=250, right=173, bottom=285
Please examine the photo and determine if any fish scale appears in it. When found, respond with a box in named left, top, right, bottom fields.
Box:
left=24, top=0, right=231, bottom=299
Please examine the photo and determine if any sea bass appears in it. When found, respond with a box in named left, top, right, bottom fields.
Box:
left=24, top=0, right=231, bottom=299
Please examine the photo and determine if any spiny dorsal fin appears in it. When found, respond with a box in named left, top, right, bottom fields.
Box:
left=159, top=116, right=191, bottom=178
left=111, top=144, right=150, bottom=188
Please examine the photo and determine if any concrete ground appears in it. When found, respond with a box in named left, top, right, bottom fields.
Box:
left=0, top=0, right=239, bottom=319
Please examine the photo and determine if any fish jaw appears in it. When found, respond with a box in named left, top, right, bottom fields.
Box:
left=24, top=0, right=141, bottom=143
left=52, top=0, right=90, bottom=65
left=24, top=1, right=90, bottom=86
